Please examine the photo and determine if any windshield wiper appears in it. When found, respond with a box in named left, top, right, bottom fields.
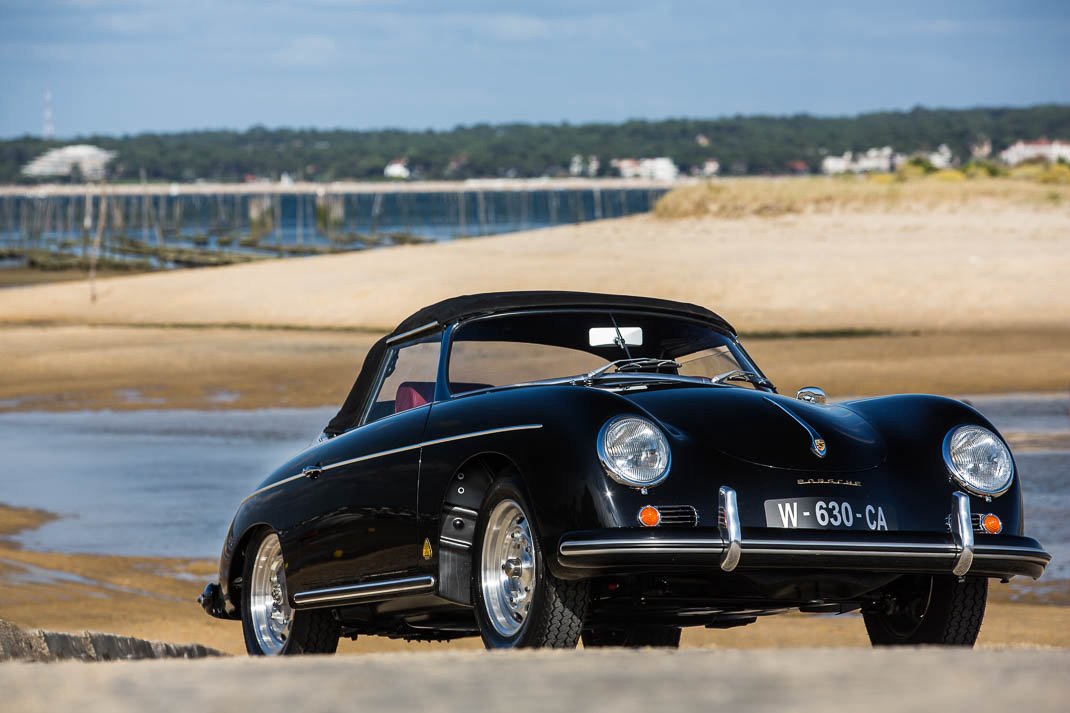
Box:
left=572, top=358, right=682, bottom=385
left=710, top=369, right=776, bottom=390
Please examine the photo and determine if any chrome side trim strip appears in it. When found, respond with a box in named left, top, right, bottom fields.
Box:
left=321, top=424, right=543, bottom=473
left=240, top=471, right=309, bottom=506
left=241, top=424, right=542, bottom=505
left=951, top=491, right=974, bottom=576
left=718, top=486, right=742, bottom=572
left=293, top=575, right=436, bottom=608
left=386, top=321, right=440, bottom=345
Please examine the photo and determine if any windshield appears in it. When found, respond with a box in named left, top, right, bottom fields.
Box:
left=447, top=310, right=767, bottom=394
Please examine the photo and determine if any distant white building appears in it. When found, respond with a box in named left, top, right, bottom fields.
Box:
left=569, top=154, right=585, bottom=177
left=384, top=158, right=410, bottom=179
left=821, top=147, right=902, bottom=175
left=821, top=154, right=852, bottom=175
left=702, top=159, right=720, bottom=177
left=856, top=147, right=896, bottom=172
left=611, top=157, right=679, bottom=181
left=569, top=154, right=601, bottom=177
left=927, top=144, right=953, bottom=170
left=999, top=139, right=1070, bottom=165
left=22, top=144, right=116, bottom=180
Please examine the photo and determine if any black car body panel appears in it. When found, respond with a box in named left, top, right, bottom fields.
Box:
left=206, top=291, right=1049, bottom=638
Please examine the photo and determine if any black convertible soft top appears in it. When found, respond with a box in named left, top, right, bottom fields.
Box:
left=324, top=291, right=734, bottom=436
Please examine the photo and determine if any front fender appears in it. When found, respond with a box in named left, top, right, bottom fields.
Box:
left=842, top=394, right=1024, bottom=534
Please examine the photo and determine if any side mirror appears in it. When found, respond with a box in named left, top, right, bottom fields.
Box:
left=796, top=386, right=827, bottom=405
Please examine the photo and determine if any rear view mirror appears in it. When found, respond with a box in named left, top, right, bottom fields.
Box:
left=796, top=386, right=828, bottom=405
left=589, top=327, right=643, bottom=347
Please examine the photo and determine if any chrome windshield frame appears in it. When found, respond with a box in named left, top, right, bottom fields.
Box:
left=441, top=308, right=772, bottom=401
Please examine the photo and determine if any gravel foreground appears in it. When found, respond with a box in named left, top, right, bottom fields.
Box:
left=0, top=648, right=1065, bottom=713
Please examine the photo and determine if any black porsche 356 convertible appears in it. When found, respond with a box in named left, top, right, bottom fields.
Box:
left=200, top=291, right=1049, bottom=653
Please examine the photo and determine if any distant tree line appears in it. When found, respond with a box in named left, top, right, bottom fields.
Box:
left=2, top=105, right=1069, bottom=184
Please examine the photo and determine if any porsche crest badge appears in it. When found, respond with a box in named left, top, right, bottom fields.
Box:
left=812, top=438, right=827, bottom=458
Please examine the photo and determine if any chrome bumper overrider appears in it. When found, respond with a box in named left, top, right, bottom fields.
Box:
left=557, top=487, right=1051, bottom=580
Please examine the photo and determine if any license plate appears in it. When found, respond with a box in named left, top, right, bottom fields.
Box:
left=764, top=497, right=897, bottom=531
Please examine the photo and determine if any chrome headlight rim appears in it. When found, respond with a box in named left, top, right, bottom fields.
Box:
left=596, top=414, right=672, bottom=489
left=941, top=424, right=1014, bottom=497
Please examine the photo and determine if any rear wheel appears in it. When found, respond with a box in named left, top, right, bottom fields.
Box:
left=241, top=530, right=340, bottom=656
left=582, top=627, right=681, bottom=648
left=863, top=574, right=987, bottom=646
left=473, top=477, right=588, bottom=649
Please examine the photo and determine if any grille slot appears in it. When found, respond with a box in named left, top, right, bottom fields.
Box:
left=945, top=513, right=986, bottom=533
left=656, top=505, right=699, bottom=528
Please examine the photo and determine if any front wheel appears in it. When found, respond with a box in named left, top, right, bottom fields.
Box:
left=241, top=529, right=340, bottom=656
left=473, top=476, right=588, bottom=649
left=863, top=574, right=987, bottom=646
left=582, top=627, right=682, bottom=648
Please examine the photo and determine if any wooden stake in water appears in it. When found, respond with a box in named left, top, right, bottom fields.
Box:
left=88, top=185, right=107, bottom=303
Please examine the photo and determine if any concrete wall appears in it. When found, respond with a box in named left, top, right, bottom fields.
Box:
left=0, top=619, right=222, bottom=662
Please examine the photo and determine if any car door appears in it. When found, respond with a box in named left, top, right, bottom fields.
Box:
left=288, top=334, right=441, bottom=590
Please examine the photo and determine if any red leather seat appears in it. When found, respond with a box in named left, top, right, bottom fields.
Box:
left=395, top=382, right=435, bottom=413
left=395, top=381, right=494, bottom=413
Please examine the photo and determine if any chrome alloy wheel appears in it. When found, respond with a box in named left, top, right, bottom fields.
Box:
left=249, top=532, right=293, bottom=655
left=480, top=499, right=537, bottom=638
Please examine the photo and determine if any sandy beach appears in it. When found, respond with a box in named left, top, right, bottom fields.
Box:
left=1, top=206, right=1067, bottom=335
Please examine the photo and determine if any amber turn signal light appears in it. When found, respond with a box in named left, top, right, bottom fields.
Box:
left=980, top=514, right=1002, bottom=535
left=638, top=505, right=661, bottom=527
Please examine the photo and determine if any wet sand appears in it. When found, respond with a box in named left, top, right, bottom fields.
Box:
left=1, top=325, right=1067, bottom=413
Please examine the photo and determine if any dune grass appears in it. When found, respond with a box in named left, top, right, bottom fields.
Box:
left=653, top=174, right=1070, bottom=219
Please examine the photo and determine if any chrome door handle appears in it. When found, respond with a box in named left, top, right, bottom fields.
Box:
left=302, top=466, right=323, bottom=480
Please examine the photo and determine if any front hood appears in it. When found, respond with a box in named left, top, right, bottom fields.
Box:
left=622, top=386, right=885, bottom=472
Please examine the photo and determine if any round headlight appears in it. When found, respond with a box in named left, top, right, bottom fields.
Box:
left=597, top=416, right=671, bottom=488
left=942, top=425, right=1014, bottom=497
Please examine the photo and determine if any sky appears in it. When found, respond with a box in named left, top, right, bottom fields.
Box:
left=1, top=0, right=1068, bottom=138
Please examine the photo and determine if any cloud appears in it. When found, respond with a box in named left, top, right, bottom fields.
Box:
left=272, top=34, right=340, bottom=68
left=469, top=13, right=553, bottom=42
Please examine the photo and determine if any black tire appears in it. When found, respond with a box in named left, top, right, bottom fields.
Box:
left=863, top=574, right=988, bottom=647
left=582, top=627, right=682, bottom=648
left=241, top=529, right=340, bottom=656
left=472, top=476, right=589, bottom=649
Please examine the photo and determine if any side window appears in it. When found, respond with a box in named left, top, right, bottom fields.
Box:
left=364, top=338, right=441, bottom=425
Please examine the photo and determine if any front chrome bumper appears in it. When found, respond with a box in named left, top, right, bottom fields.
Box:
left=557, top=488, right=1050, bottom=580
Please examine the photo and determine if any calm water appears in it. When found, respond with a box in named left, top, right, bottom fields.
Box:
left=0, top=395, right=1066, bottom=575
left=0, top=188, right=666, bottom=264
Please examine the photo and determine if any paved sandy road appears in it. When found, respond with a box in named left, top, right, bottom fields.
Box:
left=0, top=648, right=1065, bottom=713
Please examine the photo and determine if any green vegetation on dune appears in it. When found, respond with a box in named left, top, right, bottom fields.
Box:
left=2, top=105, right=1068, bottom=183
left=653, top=174, right=1070, bottom=219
